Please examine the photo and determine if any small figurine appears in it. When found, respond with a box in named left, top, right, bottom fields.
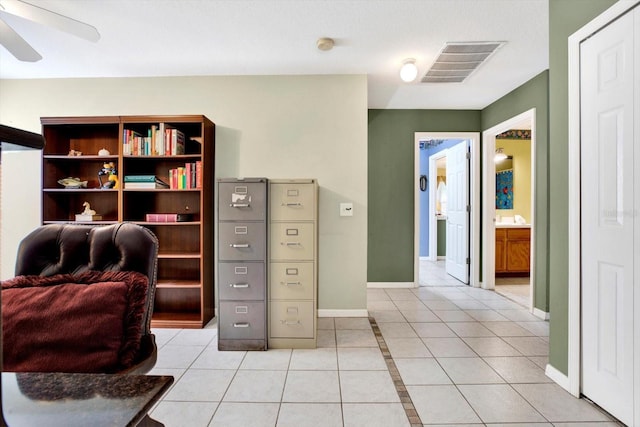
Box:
left=75, top=201, right=102, bottom=221
left=57, top=177, right=88, bottom=188
left=81, top=201, right=96, bottom=216
left=98, top=162, right=119, bottom=189
left=98, top=148, right=110, bottom=156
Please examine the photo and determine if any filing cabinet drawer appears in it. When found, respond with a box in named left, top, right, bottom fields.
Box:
left=219, top=302, right=266, bottom=340
left=270, top=262, right=314, bottom=300
left=219, top=222, right=266, bottom=261
left=219, top=262, right=265, bottom=301
left=270, top=223, right=314, bottom=260
left=270, top=301, right=315, bottom=338
left=270, top=182, right=316, bottom=221
left=218, top=181, right=267, bottom=221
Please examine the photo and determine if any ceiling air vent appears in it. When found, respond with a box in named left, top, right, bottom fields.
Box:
left=422, top=42, right=505, bottom=83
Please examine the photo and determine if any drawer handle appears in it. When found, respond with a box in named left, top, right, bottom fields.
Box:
left=230, top=203, right=250, bottom=208
left=280, top=281, right=302, bottom=286
left=282, top=242, right=301, bottom=246
left=229, top=283, right=250, bottom=288
left=283, top=202, right=302, bottom=207
left=230, top=243, right=250, bottom=248
left=280, top=320, right=301, bottom=326
left=233, top=322, right=250, bottom=328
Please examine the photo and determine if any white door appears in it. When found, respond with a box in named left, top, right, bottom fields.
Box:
left=581, top=7, right=637, bottom=425
left=445, top=140, right=469, bottom=284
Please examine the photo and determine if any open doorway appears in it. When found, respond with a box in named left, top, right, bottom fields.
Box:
left=482, top=109, right=536, bottom=312
left=414, top=132, right=480, bottom=288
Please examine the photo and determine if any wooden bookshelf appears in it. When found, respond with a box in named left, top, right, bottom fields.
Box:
left=41, top=115, right=215, bottom=328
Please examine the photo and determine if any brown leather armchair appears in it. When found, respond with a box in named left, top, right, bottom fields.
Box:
left=4, top=222, right=159, bottom=374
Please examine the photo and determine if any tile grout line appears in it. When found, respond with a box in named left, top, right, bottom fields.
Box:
left=368, top=316, right=423, bottom=427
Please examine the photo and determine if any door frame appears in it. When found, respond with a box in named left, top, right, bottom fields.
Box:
left=566, top=0, right=639, bottom=400
left=414, top=132, right=480, bottom=287
left=481, top=108, right=536, bottom=312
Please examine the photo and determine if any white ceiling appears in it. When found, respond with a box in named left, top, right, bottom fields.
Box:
left=0, top=0, right=549, bottom=110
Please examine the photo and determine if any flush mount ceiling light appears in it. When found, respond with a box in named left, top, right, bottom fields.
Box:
left=316, top=37, right=334, bottom=51
left=494, top=147, right=508, bottom=163
left=399, top=58, right=418, bottom=83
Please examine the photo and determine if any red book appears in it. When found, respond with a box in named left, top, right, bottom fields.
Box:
left=169, top=168, right=178, bottom=189
left=145, top=213, right=178, bottom=222
left=195, top=160, right=202, bottom=189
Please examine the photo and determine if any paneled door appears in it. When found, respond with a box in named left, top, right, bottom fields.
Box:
left=580, top=6, right=638, bottom=425
left=445, top=140, right=469, bottom=284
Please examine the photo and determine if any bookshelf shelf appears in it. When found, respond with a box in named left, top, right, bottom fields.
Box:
left=44, top=155, right=119, bottom=160
left=41, top=115, right=215, bottom=328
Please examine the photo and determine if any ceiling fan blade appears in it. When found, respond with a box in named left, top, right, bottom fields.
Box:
left=0, top=0, right=100, bottom=42
left=0, top=17, right=41, bottom=61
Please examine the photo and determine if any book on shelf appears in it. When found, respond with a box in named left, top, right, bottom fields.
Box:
left=145, top=213, right=178, bottom=222
left=124, top=124, right=186, bottom=156
left=75, top=214, right=103, bottom=222
left=124, top=175, right=162, bottom=182
left=168, top=161, right=201, bottom=189
left=158, top=124, right=185, bottom=156
left=123, top=129, right=144, bottom=156
left=145, top=213, right=194, bottom=222
left=124, top=176, right=169, bottom=189
left=195, top=160, right=202, bottom=189
left=125, top=182, right=169, bottom=189
left=169, top=128, right=185, bottom=155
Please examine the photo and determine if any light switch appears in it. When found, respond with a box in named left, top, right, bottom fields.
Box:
left=340, top=203, right=353, bottom=217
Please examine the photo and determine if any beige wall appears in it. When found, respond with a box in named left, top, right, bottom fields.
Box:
left=495, top=138, right=532, bottom=222
left=0, top=75, right=368, bottom=313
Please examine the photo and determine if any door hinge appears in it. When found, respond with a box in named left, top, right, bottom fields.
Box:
left=466, top=257, right=470, bottom=265
left=466, top=205, right=470, bottom=212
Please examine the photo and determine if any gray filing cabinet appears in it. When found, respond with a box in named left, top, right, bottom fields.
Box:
left=218, top=178, right=268, bottom=351
left=268, top=179, right=318, bottom=349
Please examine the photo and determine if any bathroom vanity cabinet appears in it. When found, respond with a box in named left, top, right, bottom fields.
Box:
left=495, top=227, right=530, bottom=275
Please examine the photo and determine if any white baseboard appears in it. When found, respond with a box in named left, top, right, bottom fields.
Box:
left=367, top=282, right=415, bottom=288
left=545, top=363, right=571, bottom=391
left=533, top=307, right=550, bottom=320
left=318, top=309, right=369, bottom=318
left=437, top=256, right=446, bottom=260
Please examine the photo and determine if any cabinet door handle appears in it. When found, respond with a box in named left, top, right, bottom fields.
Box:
left=280, top=281, right=302, bottom=286
left=230, top=243, right=250, bottom=248
left=230, top=203, right=250, bottom=208
left=282, top=242, right=301, bottom=246
left=282, top=202, right=302, bottom=207
left=280, top=320, right=301, bottom=326
left=233, top=322, right=250, bottom=328
left=229, top=283, right=249, bottom=288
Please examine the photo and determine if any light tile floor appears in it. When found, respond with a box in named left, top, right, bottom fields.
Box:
left=147, top=263, right=619, bottom=426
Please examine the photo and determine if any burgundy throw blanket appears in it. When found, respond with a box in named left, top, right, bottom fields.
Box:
left=1, top=270, right=148, bottom=373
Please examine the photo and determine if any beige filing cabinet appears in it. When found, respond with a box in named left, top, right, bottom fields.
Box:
left=268, top=179, right=318, bottom=349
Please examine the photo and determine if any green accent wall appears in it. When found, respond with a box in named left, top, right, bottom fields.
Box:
left=368, top=110, right=481, bottom=282
left=547, top=0, right=617, bottom=376
left=481, top=70, right=549, bottom=314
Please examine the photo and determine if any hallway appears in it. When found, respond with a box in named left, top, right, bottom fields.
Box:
left=147, top=281, right=618, bottom=425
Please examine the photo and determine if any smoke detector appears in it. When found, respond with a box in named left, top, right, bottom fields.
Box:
left=317, top=37, right=335, bottom=51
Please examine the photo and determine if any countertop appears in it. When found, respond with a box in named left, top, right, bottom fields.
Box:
left=496, top=223, right=531, bottom=228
